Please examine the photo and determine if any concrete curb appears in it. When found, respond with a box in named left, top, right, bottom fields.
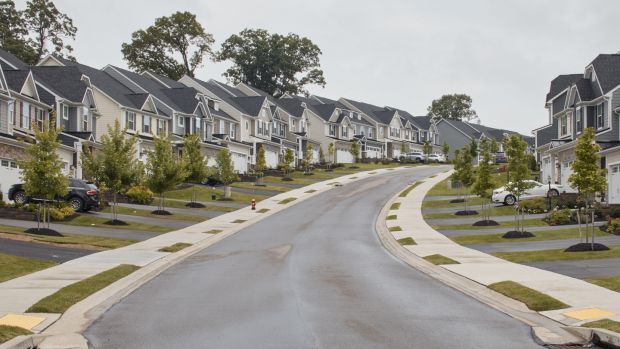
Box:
left=374, top=171, right=586, bottom=346
left=0, top=166, right=421, bottom=349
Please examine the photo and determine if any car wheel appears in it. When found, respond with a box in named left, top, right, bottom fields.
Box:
left=68, top=197, right=84, bottom=212
left=504, top=195, right=516, bottom=206
left=547, top=189, right=559, bottom=198
left=13, top=191, right=27, bottom=205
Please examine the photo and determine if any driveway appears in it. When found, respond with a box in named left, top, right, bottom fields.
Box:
left=85, top=166, right=540, bottom=349
left=0, top=238, right=95, bottom=262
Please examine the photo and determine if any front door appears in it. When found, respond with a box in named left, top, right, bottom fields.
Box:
left=609, top=164, right=620, bottom=204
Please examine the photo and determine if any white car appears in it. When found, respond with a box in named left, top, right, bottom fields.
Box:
left=491, top=180, right=564, bottom=205
left=427, top=154, right=445, bottom=163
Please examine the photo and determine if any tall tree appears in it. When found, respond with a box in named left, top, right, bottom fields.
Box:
left=23, top=0, right=77, bottom=63
left=318, top=146, right=325, bottom=164
left=0, top=1, right=37, bottom=64
left=82, top=120, right=140, bottom=223
left=423, top=141, right=433, bottom=163
left=215, top=149, right=238, bottom=199
left=182, top=134, right=210, bottom=208
left=469, top=138, right=478, bottom=159
left=569, top=128, right=607, bottom=250
left=19, top=114, right=67, bottom=231
left=504, top=134, right=535, bottom=237
left=327, top=142, right=334, bottom=170
left=255, top=145, right=267, bottom=184
left=122, top=11, right=214, bottom=80
left=453, top=145, right=475, bottom=213
left=216, top=28, right=326, bottom=96
left=145, top=135, right=188, bottom=214
left=303, top=143, right=314, bottom=173
left=427, top=94, right=478, bottom=122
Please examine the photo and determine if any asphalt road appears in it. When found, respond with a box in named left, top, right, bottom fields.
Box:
left=0, top=238, right=94, bottom=262
left=85, top=166, right=541, bottom=349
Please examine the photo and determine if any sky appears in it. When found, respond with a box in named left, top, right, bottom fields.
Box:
left=14, top=0, right=620, bottom=134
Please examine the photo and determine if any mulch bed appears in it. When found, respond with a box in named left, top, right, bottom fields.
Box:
left=25, top=227, right=63, bottom=236
left=564, top=243, right=610, bottom=252
left=455, top=210, right=478, bottom=216
left=185, top=202, right=206, bottom=208
left=449, top=199, right=465, bottom=203
left=151, top=210, right=172, bottom=215
left=502, top=230, right=535, bottom=239
left=103, top=219, right=129, bottom=226
left=472, top=220, right=499, bottom=226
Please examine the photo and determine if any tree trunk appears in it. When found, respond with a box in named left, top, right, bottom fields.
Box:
left=225, top=186, right=231, bottom=199
left=192, top=184, right=196, bottom=205
left=576, top=209, right=583, bottom=243
left=591, top=209, right=595, bottom=251
left=112, top=192, right=117, bottom=221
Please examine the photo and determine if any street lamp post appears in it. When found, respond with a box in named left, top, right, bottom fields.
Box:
left=547, top=175, right=552, bottom=211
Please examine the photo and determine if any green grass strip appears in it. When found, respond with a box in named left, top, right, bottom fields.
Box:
left=389, top=226, right=403, bottom=232
left=397, top=237, right=416, bottom=245
left=257, top=208, right=270, bottom=213
left=586, top=275, right=620, bottom=293
left=424, top=254, right=459, bottom=265
left=158, top=243, right=192, bottom=253
left=205, top=229, right=223, bottom=234
left=488, top=281, right=568, bottom=311
left=583, top=319, right=620, bottom=334
left=386, top=215, right=397, bottom=220
left=421, top=197, right=486, bottom=209
left=232, top=219, right=247, bottom=223
left=451, top=228, right=608, bottom=245
left=278, top=197, right=297, bottom=204
left=0, top=325, right=32, bottom=344
left=0, top=253, right=56, bottom=283
left=390, top=202, right=401, bottom=210
left=27, top=264, right=139, bottom=313
left=399, top=182, right=423, bottom=197
left=304, top=189, right=317, bottom=193
left=432, top=218, right=546, bottom=231
left=494, top=246, right=620, bottom=263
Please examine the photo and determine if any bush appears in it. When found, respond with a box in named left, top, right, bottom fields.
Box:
left=609, top=208, right=620, bottom=219
left=519, top=197, right=547, bottom=214
left=0, top=200, right=5, bottom=207
left=48, top=206, right=75, bottom=221
left=381, top=158, right=391, bottom=165
left=126, top=186, right=154, bottom=205
left=545, top=209, right=572, bottom=226
left=607, top=218, right=620, bottom=234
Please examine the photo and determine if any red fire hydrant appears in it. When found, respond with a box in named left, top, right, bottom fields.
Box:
left=251, top=198, right=256, bottom=210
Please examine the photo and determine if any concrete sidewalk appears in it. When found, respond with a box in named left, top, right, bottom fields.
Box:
left=386, top=170, right=620, bottom=329
left=0, top=166, right=428, bottom=340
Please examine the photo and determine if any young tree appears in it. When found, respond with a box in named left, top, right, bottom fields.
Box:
left=255, top=145, right=267, bottom=184
left=327, top=142, right=334, bottom=170
left=457, top=145, right=475, bottom=213
left=81, top=120, right=140, bottom=223
left=569, top=127, right=607, bottom=251
left=504, top=134, right=535, bottom=237
left=400, top=142, right=406, bottom=156
left=350, top=142, right=359, bottom=165
left=279, top=148, right=295, bottom=179
left=217, top=28, right=326, bottom=97
left=0, top=1, right=37, bottom=64
left=19, top=115, right=67, bottom=231
left=423, top=141, right=433, bottom=163
left=442, top=141, right=450, bottom=161
left=215, top=149, right=238, bottom=199
left=145, top=135, right=188, bottom=214
left=303, top=143, right=314, bottom=173
left=182, top=134, right=210, bottom=208
left=427, top=94, right=478, bottom=122
left=122, top=11, right=214, bottom=80
left=469, top=138, right=478, bottom=160
left=23, top=0, right=77, bottom=62
left=451, top=149, right=464, bottom=200
left=318, top=146, right=325, bottom=165
left=472, top=139, right=495, bottom=224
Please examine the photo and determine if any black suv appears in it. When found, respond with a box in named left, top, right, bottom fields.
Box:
left=8, top=179, right=100, bottom=212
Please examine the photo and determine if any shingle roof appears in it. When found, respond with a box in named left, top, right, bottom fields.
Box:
left=31, top=66, right=87, bottom=103
left=0, top=48, right=27, bottom=70
left=311, top=95, right=338, bottom=104
left=3, top=69, right=29, bottom=91
left=575, top=78, right=594, bottom=101
left=309, top=103, right=337, bottom=121
left=274, top=98, right=305, bottom=118
left=36, top=84, right=55, bottom=106
left=590, top=54, right=620, bottom=94
left=107, top=65, right=182, bottom=111
left=124, top=93, right=150, bottom=109
left=546, top=74, right=582, bottom=102
left=412, top=116, right=433, bottom=130
left=143, top=71, right=186, bottom=88
left=161, top=87, right=201, bottom=114
left=230, top=96, right=266, bottom=116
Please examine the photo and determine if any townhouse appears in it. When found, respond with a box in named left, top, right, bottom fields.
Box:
left=534, top=53, right=620, bottom=201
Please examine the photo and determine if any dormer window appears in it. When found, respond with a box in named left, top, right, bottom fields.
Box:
left=560, top=114, right=570, bottom=136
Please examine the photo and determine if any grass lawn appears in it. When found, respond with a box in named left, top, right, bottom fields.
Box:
left=27, top=264, right=139, bottom=313
left=399, top=182, right=423, bottom=197
left=165, top=185, right=268, bottom=203
left=63, top=215, right=171, bottom=233
left=0, top=325, right=31, bottom=344
left=494, top=246, right=620, bottom=263
left=102, top=205, right=205, bottom=222
left=390, top=203, right=401, bottom=210
left=0, top=229, right=135, bottom=249
left=423, top=205, right=516, bottom=219
left=159, top=243, right=192, bottom=253
left=263, top=176, right=317, bottom=186
left=160, top=199, right=237, bottom=212
left=450, top=228, right=609, bottom=245
left=0, top=253, right=56, bottom=283
left=397, top=237, right=416, bottom=245
left=278, top=197, right=297, bottom=204
left=586, top=275, right=620, bottom=293
left=389, top=226, right=402, bottom=232
left=232, top=219, right=246, bottom=223
left=386, top=215, right=397, bottom=220
left=432, top=218, right=547, bottom=231
left=205, top=229, right=223, bottom=234
left=422, top=196, right=487, bottom=209
left=424, top=254, right=459, bottom=265
left=305, top=189, right=317, bottom=193
left=257, top=208, right=270, bottom=213
left=427, top=171, right=508, bottom=196
left=231, top=181, right=290, bottom=193
left=488, top=281, right=568, bottom=311
left=583, top=319, right=620, bottom=334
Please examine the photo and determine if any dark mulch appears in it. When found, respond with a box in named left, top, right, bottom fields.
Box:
left=564, top=243, right=610, bottom=252
left=502, top=230, right=535, bottom=239
left=450, top=199, right=465, bottom=203
left=185, top=202, right=206, bottom=208
left=348, top=166, right=360, bottom=169
left=303, top=173, right=314, bottom=176
left=472, top=220, right=499, bottom=226
left=151, top=210, right=172, bottom=216
left=281, top=177, right=294, bottom=181
left=25, top=228, right=63, bottom=237
left=103, top=219, right=129, bottom=226
left=455, top=210, right=478, bottom=216
left=254, top=183, right=267, bottom=187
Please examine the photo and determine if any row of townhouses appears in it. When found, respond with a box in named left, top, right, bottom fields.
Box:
left=0, top=47, right=532, bottom=198
left=533, top=52, right=620, bottom=203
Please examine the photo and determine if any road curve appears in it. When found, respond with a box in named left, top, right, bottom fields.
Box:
left=85, top=166, right=541, bottom=349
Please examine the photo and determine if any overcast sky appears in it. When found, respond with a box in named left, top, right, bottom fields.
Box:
left=14, top=0, right=620, bottom=134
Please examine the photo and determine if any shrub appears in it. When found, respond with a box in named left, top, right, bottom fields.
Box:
left=545, top=209, right=572, bottom=226
left=126, top=186, right=154, bottom=205
left=609, top=208, right=620, bottom=219
left=0, top=200, right=5, bottom=207
left=519, top=197, right=547, bottom=214
left=381, top=158, right=391, bottom=165
left=607, top=218, right=620, bottom=234
left=48, top=206, right=75, bottom=221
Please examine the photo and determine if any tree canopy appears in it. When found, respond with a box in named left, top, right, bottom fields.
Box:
left=216, top=28, right=326, bottom=97
left=122, top=11, right=214, bottom=80
left=569, top=128, right=606, bottom=198
left=0, top=1, right=37, bottom=64
left=427, top=94, right=478, bottom=122
left=23, top=0, right=77, bottom=63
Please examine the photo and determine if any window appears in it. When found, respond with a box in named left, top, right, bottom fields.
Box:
left=178, top=115, right=185, bottom=127
left=143, top=115, right=151, bottom=133
left=62, top=105, right=69, bottom=120
left=290, top=119, right=296, bottom=131
left=22, top=102, right=30, bottom=129
left=126, top=111, right=135, bottom=130
left=82, top=112, right=88, bottom=131
left=157, top=119, right=166, bottom=135
left=230, top=123, right=236, bottom=139
left=245, top=121, right=249, bottom=130
left=369, top=129, right=373, bottom=138
left=576, top=108, right=583, bottom=133
left=329, top=124, right=336, bottom=136
left=8, top=102, right=14, bottom=125
left=1, top=160, right=8, bottom=167
left=341, top=126, right=348, bottom=138
left=560, top=114, right=568, bottom=136
left=596, top=103, right=607, bottom=129
left=37, top=109, right=45, bottom=130
left=380, top=128, right=384, bottom=136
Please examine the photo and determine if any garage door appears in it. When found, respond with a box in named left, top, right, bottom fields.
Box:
left=336, top=149, right=353, bottom=164
left=0, top=159, right=22, bottom=200
left=231, top=152, right=248, bottom=174
left=561, top=161, right=576, bottom=193
left=312, top=148, right=319, bottom=163
left=265, top=150, right=278, bottom=169
left=609, top=164, right=620, bottom=204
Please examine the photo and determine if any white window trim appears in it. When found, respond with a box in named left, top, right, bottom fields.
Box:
left=62, top=105, right=69, bottom=120
left=126, top=111, right=136, bottom=131
left=178, top=115, right=185, bottom=127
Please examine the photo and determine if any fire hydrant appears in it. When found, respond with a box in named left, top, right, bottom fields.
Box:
left=251, top=198, right=256, bottom=210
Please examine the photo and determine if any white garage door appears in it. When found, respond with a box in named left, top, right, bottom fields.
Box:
left=561, top=161, right=576, bottom=193
left=265, top=150, right=278, bottom=169
left=0, top=159, right=22, bottom=200
left=337, top=149, right=353, bottom=164
left=232, top=152, right=248, bottom=174
left=609, top=164, right=620, bottom=204
left=312, top=149, right=319, bottom=163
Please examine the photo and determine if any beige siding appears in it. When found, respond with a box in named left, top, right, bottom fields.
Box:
left=92, top=88, right=122, bottom=142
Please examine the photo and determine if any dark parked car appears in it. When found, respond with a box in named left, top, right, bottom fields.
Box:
left=8, top=179, right=100, bottom=212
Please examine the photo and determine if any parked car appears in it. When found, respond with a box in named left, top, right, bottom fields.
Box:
left=493, top=153, right=507, bottom=164
left=401, top=152, right=426, bottom=162
left=427, top=154, right=446, bottom=163
left=491, top=180, right=564, bottom=205
left=8, top=179, right=101, bottom=212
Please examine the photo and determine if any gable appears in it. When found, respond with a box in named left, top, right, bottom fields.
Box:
left=20, top=71, right=40, bottom=101
left=0, top=69, right=7, bottom=94
left=141, top=95, right=158, bottom=113
left=82, top=88, right=97, bottom=109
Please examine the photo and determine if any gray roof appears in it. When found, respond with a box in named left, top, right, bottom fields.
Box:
left=230, top=96, right=266, bottom=116
left=546, top=74, right=581, bottom=102
left=575, top=78, right=595, bottom=101
left=311, top=95, right=338, bottom=104
left=143, top=71, right=186, bottom=88
left=341, top=98, right=386, bottom=123
left=309, top=103, right=337, bottom=121
left=0, top=48, right=27, bottom=70
left=107, top=65, right=182, bottom=111
left=3, top=69, right=29, bottom=92
left=412, top=116, right=433, bottom=130
left=442, top=119, right=481, bottom=139
left=161, top=87, right=201, bottom=114
left=274, top=98, right=305, bottom=118
left=31, top=66, right=88, bottom=103
left=371, top=109, right=397, bottom=124
left=590, top=54, right=620, bottom=94
left=195, top=79, right=257, bottom=115
left=36, top=84, right=55, bottom=106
